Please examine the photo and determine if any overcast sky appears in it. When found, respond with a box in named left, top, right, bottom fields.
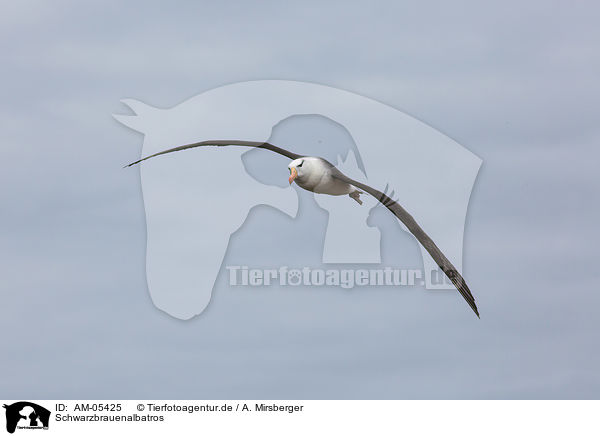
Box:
left=1, top=1, right=599, bottom=399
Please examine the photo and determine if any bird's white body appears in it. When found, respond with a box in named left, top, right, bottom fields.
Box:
left=288, top=157, right=363, bottom=203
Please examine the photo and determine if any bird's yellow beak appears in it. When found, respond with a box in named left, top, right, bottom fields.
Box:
left=288, top=167, right=298, bottom=184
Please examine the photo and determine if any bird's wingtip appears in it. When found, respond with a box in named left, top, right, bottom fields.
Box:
left=123, top=160, right=141, bottom=168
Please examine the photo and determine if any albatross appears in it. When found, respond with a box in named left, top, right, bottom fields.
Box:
left=126, top=139, right=479, bottom=317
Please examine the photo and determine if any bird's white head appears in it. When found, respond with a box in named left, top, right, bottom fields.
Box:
left=288, top=158, right=310, bottom=184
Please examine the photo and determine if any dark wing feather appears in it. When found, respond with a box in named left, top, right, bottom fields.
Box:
left=125, top=139, right=303, bottom=167
left=331, top=170, right=479, bottom=318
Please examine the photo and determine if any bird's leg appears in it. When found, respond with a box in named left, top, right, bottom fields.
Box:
left=349, top=190, right=363, bottom=205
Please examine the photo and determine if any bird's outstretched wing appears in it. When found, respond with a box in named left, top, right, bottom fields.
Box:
left=331, top=170, right=479, bottom=318
left=125, top=139, right=303, bottom=167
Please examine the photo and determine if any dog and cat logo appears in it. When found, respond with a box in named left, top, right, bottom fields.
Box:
left=3, top=402, right=50, bottom=433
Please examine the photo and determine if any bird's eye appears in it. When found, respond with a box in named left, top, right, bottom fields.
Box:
left=298, top=160, right=304, bottom=167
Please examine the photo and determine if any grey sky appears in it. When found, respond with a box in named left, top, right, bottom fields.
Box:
left=1, top=1, right=599, bottom=399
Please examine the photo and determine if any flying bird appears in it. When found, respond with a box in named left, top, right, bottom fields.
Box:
left=126, top=139, right=479, bottom=317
